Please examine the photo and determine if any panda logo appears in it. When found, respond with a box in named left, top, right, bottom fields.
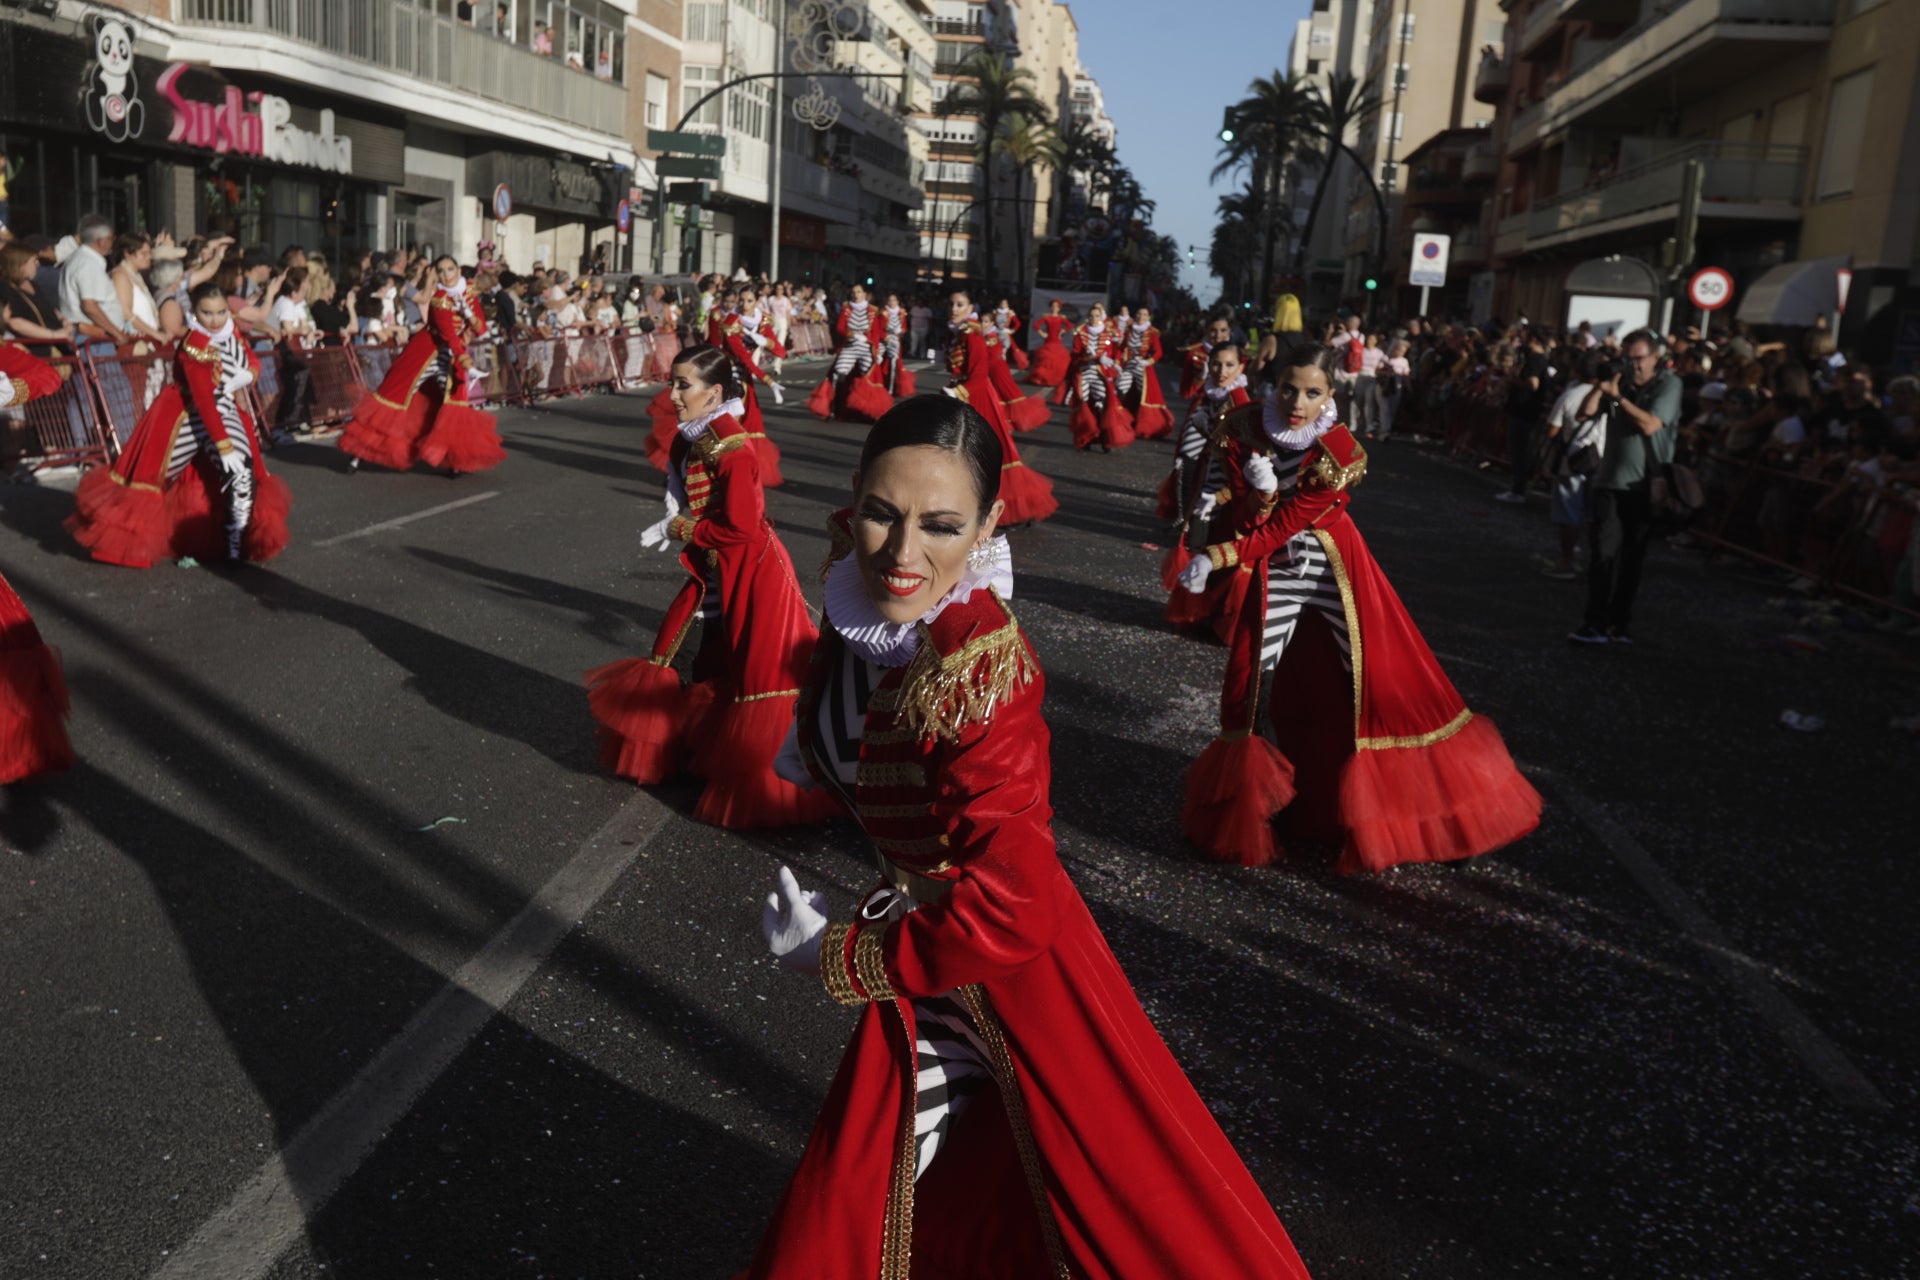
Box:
left=82, top=14, right=145, bottom=142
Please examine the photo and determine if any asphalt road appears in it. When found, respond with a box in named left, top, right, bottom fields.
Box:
left=0, top=364, right=1914, bottom=1280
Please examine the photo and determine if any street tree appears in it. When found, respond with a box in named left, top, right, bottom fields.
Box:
left=936, top=52, right=1051, bottom=287
left=994, top=113, right=1056, bottom=299
left=1214, top=71, right=1322, bottom=307
left=1294, top=70, right=1382, bottom=276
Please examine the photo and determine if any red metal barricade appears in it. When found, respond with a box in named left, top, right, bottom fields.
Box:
left=565, top=333, right=619, bottom=393
left=611, top=330, right=657, bottom=389
left=9, top=350, right=115, bottom=472
left=83, top=344, right=176, bottom=454
left=788, top=319, right=832, bottom=357
left=303, top=344, right=366, bottom=428
left=649, top=329, right=681, bottom=382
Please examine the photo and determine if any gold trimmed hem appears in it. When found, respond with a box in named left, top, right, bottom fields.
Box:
left=1357, top=708, right=1473, bottom=751
left=1313, top=529, right=1365, bottom=734
left=958, top=986, right=1073, bottom=1278
left=733, top=687, right=800, bottom=704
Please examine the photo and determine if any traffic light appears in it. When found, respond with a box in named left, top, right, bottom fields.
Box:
left=1364, top=277, right=1378, bottom=291
left=1220, top=108, right=1235, bottom=144
left=1187, top=246, right=1195, bottom=266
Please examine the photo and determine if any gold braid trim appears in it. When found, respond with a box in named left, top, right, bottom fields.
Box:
left=857, top=801, right=933, bottom=819
left=819, top=923, right=863, bottom=1006
left=875, top=833, right=950, bottom=860
left=1208, top=541, right=1242, bottom=571
left=733, top=687, right=801, bottom=704
left=958, top=986, right=1073, bottom=1277
left=856, top=761, right=927, bottom=789
left=852, top=930, right=898, bottom=1002
left=1357, top=708, right=1473, bottom=751
left=896, top=593, right=1036, bottom=743
left=180, top=341, right=220, bottom=365
left=1314, top=529, right=1365, bottom=733
left=819, top=514, right=856, bottom=581
left=879, top=1001, right=918, bottom=1280
left=695, top=430, right=750, bottom=463
left=1310, top=443, right=1369, bottom=492
left=667, top=514, right=699, bottom=542
left=5, top=377, right=30, bottom=407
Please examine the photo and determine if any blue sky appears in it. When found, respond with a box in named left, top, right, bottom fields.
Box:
left=1071, top=0, right=1314, bottom=304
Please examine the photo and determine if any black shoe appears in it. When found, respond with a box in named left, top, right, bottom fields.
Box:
left=1609, top=629, right=1634, bottom=645
left=1567, top=625, right=1609, bottom=645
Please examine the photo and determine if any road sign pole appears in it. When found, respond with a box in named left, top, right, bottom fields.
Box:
left=768, top=0, right=786, bottom=282
left=1420, top=284, right=1430, bottom=318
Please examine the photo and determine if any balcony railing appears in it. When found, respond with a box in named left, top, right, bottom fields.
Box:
left=1526, top=141, right=1805, bottom=246
left=1494, top=210, right=1530, bottom=257
left=178, top=0, right=625, bottom=138
left=933, top=17, right=986, bottom=37
left=1519, top=0, right=1581, bottom=55
left=1473, top=53, right=1510, bottom=104
left=1463, top=140, right=1498, bottom=181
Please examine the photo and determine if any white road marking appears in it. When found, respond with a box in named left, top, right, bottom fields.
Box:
left=149, top=790, right=675, bottom=1280
left=1544, top=773, right=1889, bottom=1112
left=312, top=491, right=501, bottom=548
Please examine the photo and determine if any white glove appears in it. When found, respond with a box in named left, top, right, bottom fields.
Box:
left=1180, top=556, right=1212, bottom=593
left=217, top=448, right=247, bottom=477
left=660, top=490, right=682, bottom=520
left=1243, top=453, right=1279, bottom=494
left=769, top=381, right=786, bottom=405
left=762, top=865, right=829, bottom=974
left=639, top=518, right=674, bottom=552
left=1193, top=491, right=1218, bottom=521
left=224, top=368, right=255, bottom=394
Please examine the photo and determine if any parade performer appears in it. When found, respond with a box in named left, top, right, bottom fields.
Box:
left=1024, top=297, right=1073, bottom=392
left=741, top=288, right=788, bottom=378
left=1160, top=343, right=1257, bottom=634
left=745, top=397, right=1314, bottom=1280
left=0, top=343, right=76, bottom=783
left=649, top=291, right=786, bottom=484
left=1067, top=303, right=1134, bottom=451
left=989, top=298, right=1029, bottom=371
left=67, top=282, right=293, bottom=569
left=982, top=308, right=1051, bottom=433
left=1121, top=305, right=1177, bottom=439
left=586, top=345, right=834, bottom=829
left=1178, top=314, right=1234, bottom=402
left=875, top=293, right=917, bottom=398
left=943, top=290, right=1057, bottom=526
left=1178, top=344, right=1541, bottom=873
left=338, top=256, right=506, bottom=475
left=806, top=284, right=894, bottom=424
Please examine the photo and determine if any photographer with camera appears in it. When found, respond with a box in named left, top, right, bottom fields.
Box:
left=1541, top=350, right=1604, bottom=579
left=1568, top=329, right=1682, bottom=645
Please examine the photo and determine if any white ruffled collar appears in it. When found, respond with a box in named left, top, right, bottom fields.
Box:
left=438, top=275, right=468, bottom=299
left=1262, top=391, right=1339, bottom=450
left=823, top=535, right=1014, bottom=667
left=1205, top=374, right=1248, bottom=403
left=678, top=397, right=744, bottom=441
left=847, top=299, right=870, bottom=313
left=188, top=315, right=236, bottom=345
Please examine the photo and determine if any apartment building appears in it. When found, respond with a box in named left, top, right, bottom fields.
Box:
left=1285, top=0, right=1376, bottom=311
left=1346, top=0, right=1506, bottom=302
left=1, top=0, right=657, bottom=273
left=1487, top=0, right=1919, bottom=359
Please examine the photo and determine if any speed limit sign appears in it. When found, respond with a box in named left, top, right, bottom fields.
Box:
left=1688, top=267, right=1734, bottom=311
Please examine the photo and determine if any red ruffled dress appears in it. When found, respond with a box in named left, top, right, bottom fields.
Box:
left=1124, top=324, right=1177, bottom=439
left=586, top=405, right=835, bottom=829
left=740, top=522, right=1314, bottom=1279
left=874, top=305, right=918, bottom=399
left=1182, top=409, right=1541, bottom=874
left=984, top=321, right=1050, bottom=432
left=947, top=320, right=1057, bottom=526
left=647, top=313, right=786, bottom=485
left=66, top=323, right=294, bottom=569
left=806, top=302, right=895, bottom=425
left=989, top=308, right=1030, bottom=370
left=1027, top=313, right=1074, bottom=396
left=339, top=282, right=506, bottom=473
left=1160, top=379, right=1254, bottom=633
left=0, top=347, right=76, bottom=783
left=1067, top=322, right=1135, bottom=451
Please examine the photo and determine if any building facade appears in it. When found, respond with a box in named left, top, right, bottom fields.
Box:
left=1, top=0, right=651, bottom=274
left=1285, top=0, right=1376, bottom=313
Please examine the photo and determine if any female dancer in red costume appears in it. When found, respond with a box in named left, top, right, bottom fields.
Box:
left=806, top=284, right=895, bottom=424
left=0, top=342, right=76, bottom=783
left=1178, top=345, right=1541, bottom=873
left=1161, top=342, right=1256, bottom=634
left=746, top=397, right=1314, bottom=1280
left=1067, top=303, right=1134, bottom=451
left=1024, top=297, right=1073, bottom=393
left=980, top=305, right=1050, bottom=433
left=585, top=345, right=833, bottom=829
left=988, top=298, right=1029, bottom=371
left=338, top=256, right=505, bottom=475
left=1178, top=315, right=1234, bottom=401
left=1119, top=305, right=1177, bottom=439
left=648, top=289, right=786, bottom=485
left=67, top=282, right=293, bottom=569
left=874, top=293, right=917, bottom=398
left=943, top=289, right=1057, bottom=526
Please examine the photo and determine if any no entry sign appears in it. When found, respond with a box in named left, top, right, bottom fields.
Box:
left=1688, top=267, right=1734, bottom=311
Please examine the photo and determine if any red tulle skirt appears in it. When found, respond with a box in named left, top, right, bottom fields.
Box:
left=1005, top=392, right=1051, bottom=433
left=1100, top=395, right=1137, bottom=450
left=1005, top=343, right=1029, bottom=371
left=647, top=390, right=679, bottom=471
left=0, top=576, right=74, bottom=784
left=1026, top=342, right=1069, bottom=387
left=1155, top=470, right=1181, bottom=522
left=805, top=375, right=836, bottom=421
left=1182, top=735, right=1298, bottom=867
left=843, top=374, right=895, bottom=424
left=997, top=460, right=1058, bottom=526
left=339, top=393, right=429, bottom=471
left=66, top=464, right=294, bottom=569
left=1134, top=401, right=1177, bottom=440
left=892, top=364, right=917, bottom=398
left=1335, top=715, right=1541, bottom=874
left=417, top=402, right=506, bottom=473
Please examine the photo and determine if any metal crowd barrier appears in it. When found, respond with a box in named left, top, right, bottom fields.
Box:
left=6, top=350, right=115, bottom=473
left=787, top=320, right=832, bottom=358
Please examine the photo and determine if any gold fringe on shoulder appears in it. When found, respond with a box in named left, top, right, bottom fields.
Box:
left=897, top=592, right=1036, bottom=742
left=181, top=341, right=221, bottom=365
left=819, top=515, right=856, bottom=581
left=1310, top=441, right=1368, bottom=492
left=694, top=430, right=750, bottom=463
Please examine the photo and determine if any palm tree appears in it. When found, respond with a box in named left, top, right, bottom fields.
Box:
left=1294, top=70, right=1381, bottom=276
left=936, top=52, right=1051, bottom=286
left=1211, top=185, right=1266, bottom=301
left=1046, top=117, right=1106, bottom=236
left=993, top=113, right=1056, bottom=298
left=1214, top=71, right=1322, bottom=307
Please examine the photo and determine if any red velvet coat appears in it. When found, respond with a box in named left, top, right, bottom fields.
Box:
left=1025, top=313, right=1073, bottom=389
left=340, top=284, right=504, bottom=472
left=1184, top=412, right=1541, bottom=872
left=0, top=342, right=61, bottom=405
left=715, top=314, right=786, bottom=484
left=1125, top=326, right=1176, bottom=438
left=983, top=320, right=1049, bottom=432
left=946, top=321, right=1057, bottom=524
left=742, top=560, right=1311, bottom=1280
left=1177, top=341, right=1212, bottom=401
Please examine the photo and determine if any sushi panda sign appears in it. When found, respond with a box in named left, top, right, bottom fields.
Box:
left=80, top=12, right=147, bottom=142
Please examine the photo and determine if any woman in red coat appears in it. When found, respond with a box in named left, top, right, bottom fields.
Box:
left=1025, top=298, right=1074, bottom=396
left=748, top=396, right=1313, bottom=1280
left=943, top=290, right=1056, bottom=526
left=1178, top=345, right=1541, bottom=873
left=982, top=302, right=1051, bottom=433
left=339, top=257, right=504, bottom=474
left=1068, top=304, right=1134, bottom=451
left=1120, top=306, right=1177, bottom=438
left=806, top=284, right=895, bottom=424
left=67, top=282, right=294, bottom=569
left=989, top=298, right=1029, bottom=371
left=586, top=344, right=834, bottom=829
left=1160, top=342, right=1255, bottom=633
left=0, top=342, right=76, bottom=783
left=647, top=290, right=788, bottom=485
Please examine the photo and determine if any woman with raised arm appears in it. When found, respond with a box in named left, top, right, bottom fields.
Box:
left=942, top=289, right=1056, bottom=526
left=746, top=395, right=1313, bottom=1279
left=337, top=254, right=505, bottom=475
left=67, top=281, right=293, bottom=569
left=983, top=299, right=1051, bottom=433
left=1178, top=343, right=1541, bottom=873
left=586, top=344, right=833, bottom=829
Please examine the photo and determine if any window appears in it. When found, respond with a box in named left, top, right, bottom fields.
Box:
left=645, top=72, right=669, bottom=128
left=685, top=1, right=724, bottom=42
left=728, top=78, right=771, bottom=141
left=1399, top=13, right=1415, bottom=42
left=682, top=64, right=723, bottom=129
left=1392, top=62, right=1409, bottom=91
left=1816, top=66, right=1874, bottom=198
left=1769, top=91, right=1809, bottom=148
left=1388, top=111, right=1404, bottom=143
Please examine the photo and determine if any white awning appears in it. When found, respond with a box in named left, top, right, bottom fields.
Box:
left=1736, top=254, right=1851, bottom=326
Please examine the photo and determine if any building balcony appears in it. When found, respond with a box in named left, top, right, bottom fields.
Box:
left=778, top=159, right=863, bottom=223
left=1462, top=140, right=1499, bottom=182
left=1523, top=141, right=1805, bottom=250
left=1494, top=210, right=1530, bottom=258
left=828, top=220, right=921, bottom=260
left=1510, top=0, right=1836, bottom=152
left=1473, top=53, right=1510, bottom=104
left=176, top=0, right=626, bottom=141
left=933, top=18, right=988, bottom=38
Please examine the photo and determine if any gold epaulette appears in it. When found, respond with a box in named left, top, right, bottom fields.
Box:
left=181, top=340, right=221, bottom=365
left=1307, top=426, right=1368, bottom=492
left=819, top=512, right=856, bottom=581
left=898, top=590, right=1035, bottom=743
left=428, top=294, right=464, bottom=312
left=692, top=429, right=750, bottom=464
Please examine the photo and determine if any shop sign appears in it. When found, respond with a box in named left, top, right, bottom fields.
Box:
left=155, top=63, right=353, bottom=175
left=81, top=14, right=147, bottom=143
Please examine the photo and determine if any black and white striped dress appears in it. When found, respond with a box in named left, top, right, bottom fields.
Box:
left=166, top=331, right=252, bottom=478
left=831, top=305, right=875, bottom=380
left=1076, top=325, right=1111, bottom=408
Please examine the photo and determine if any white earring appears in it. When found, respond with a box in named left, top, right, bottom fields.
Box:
left=967, top=542, right=994, bottom=571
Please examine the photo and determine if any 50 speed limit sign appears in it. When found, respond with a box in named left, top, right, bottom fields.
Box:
left=1688, top=267, right=1734, bottom=311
